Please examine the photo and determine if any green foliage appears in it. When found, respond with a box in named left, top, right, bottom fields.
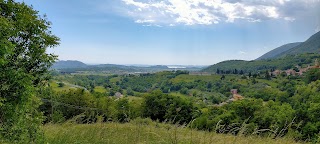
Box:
left=265, top=70, right=271, bottom=80
left=51, top=110, right=66, bottom=123
left=2, top=0, right=319, bottom=143
left=47, top=70, right=320, bottom=141
left=55, top=89, right=96, bottom=121
left=287, top=81, right=320, bottom=141
left=255, top=101, right=295, bottom=132
left=0, top=0, right=59, bottom=143
left=207, top=92, right=227, bottom=104
left=180, top=87, right=189, bottom=95
left=305, top=68, right=320, bottom=83
left=58, top=82, right=65, bottom=87
left=246, top=87, right=287, bottom=101
left=115, top=99, right=130, bottom=122
left=126, top=87, right=134, bottom=96
left=227, top=99, right=263, bottom=121
left=143, top=90, right=196, bottom=124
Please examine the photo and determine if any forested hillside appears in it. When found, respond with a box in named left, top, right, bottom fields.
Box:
left=52, top=60, right=88, bottom=69
left=256, top=31, right=320, bottom=60
left=256, top=42, right=302, bottom=60
left=204, top=30, right=320, bottom=74
left=202, top=53, right=320, bottom=74
left=278, top=31, right=320, bottom=57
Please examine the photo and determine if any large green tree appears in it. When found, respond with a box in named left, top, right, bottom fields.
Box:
left=143, top=90, right=196, bottom=124
left=0, top=0, right=59, bottom=142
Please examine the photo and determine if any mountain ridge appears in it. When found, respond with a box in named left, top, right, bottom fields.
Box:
left=203, top=31, right=320, bottom=73
left=275, top=31, right=320, bottom=58
left=52, top=60, right=87, bottom=69
left=256, top=42, right=302, bottom=60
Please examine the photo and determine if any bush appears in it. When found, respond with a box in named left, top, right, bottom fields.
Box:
left=58, top=82, right=65, bottom=87
left=143, top=90, right=196, bottom=124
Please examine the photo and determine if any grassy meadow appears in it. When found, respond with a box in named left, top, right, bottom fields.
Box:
left=44, top=120, right=300, bottom=144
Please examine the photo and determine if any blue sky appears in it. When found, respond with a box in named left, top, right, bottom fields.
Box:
left=19, top=0, right=320, bottom=65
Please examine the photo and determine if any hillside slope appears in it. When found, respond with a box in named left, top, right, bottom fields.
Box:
left=256, top=42, right=302, bottom=60
left=52, top=60, right=88, bottom=69
left=202, top=53, right=320, bottom=73
left=278, top=31, right=320, bottom=57
left=257, top=31, right=320, bottom=60
left=203, top=32, right=320, bottom=73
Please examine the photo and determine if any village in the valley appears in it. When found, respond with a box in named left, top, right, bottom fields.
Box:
left=216, top=59, right=320, bottom=106
left=270, top=59, right=320, bottom=76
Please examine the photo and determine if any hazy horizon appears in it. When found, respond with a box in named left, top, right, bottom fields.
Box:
left=58, top=60, right=209, bottom=67
left=19, top=0, right=320, bottom=65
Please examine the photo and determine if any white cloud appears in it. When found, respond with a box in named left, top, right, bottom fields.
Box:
left=135, top=19, right=155, bottom=23
left=120, top=0, right=320, bottom=26
left=284, top=17, right=295, bottom=22
left=142, top=24, right=163, bottom=27
left=122, top=0, right=149, bottom=9
left=238, top=51, right=246, bottom=55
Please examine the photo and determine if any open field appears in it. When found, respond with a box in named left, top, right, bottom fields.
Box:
left=94, top=86, right=107, bottom=93
left=49, top=81, right=75, bottom=91
left=44, top=121, right=300, bottom=144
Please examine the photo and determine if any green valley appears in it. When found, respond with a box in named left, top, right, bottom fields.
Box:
left=1, top=0, right=320, bottom=144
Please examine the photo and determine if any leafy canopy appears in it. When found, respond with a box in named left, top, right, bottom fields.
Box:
left=0, top=0, right=59, bottom=142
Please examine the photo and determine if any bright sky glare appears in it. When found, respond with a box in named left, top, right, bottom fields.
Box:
left=19, top=0, right=320, bottom=65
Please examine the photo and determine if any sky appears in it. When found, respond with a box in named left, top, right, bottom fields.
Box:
left=18, top=0, right=320, bottom=65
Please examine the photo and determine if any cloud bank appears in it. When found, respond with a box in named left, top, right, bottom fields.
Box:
left=121, top=0, right=320, bottom=26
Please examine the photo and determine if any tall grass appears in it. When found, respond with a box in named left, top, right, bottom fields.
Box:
left=44, top=118, right=300, bottom=144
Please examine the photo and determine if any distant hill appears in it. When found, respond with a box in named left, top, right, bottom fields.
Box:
left=52, top=61, right=203, bottom=74
left=203, top=31, right=320, bottom=73
left=52, top=60, right=88, bottom=69
left=256, top=42, right=302, bottom=60
left=256, top=31, right=320, bottom=60
left=148, top=65, right=169, bottom=69
left=202, top=53, right=320, bottom=74
left=277, top=31, right=320, bottom=57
